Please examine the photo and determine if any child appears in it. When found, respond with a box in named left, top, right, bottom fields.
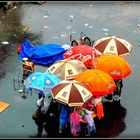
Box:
left=83, top=108, right=96, bottom=136
left=69, top=108, right=81, bottom=136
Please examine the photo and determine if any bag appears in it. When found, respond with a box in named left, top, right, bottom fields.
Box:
left=78, top=109, right=85, bottom=116
left=32, top=109, right=40, bottom=120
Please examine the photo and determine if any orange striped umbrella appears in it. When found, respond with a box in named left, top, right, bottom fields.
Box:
left=75, top=69, right=116, bottom=97
left=92, top=54, right=132, bottom=80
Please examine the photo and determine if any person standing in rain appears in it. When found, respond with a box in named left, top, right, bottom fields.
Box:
left=83, top=108, right=96, bottom=136
left=113, top=79, right=123, bottom=102
left=59, top=104, right=71, bottom=134
left=44, top=99, right=60, bottom=137
left=32, top=94, right=47, bottom=137
left=69, top=107, right=81, bottom=136
left=22, top=57, right=34, bottom=83
left=18, top=57, right=34, bottom=98
left=32, top=94, right=60, bottom=137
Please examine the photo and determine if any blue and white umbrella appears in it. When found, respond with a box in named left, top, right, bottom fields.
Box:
left=24, top=71, right=61, bottom=94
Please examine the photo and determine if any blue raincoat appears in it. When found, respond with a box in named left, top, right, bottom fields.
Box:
left=59, top=104, right=70, bottom=129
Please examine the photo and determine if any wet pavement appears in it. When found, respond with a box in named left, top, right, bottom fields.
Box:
left=0, top=1, right=140, bottom=138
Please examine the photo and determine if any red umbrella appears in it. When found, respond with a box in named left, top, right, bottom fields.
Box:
left=63, top=45, right=100, bottom=68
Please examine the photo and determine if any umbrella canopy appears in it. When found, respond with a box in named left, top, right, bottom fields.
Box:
left=47, top=59, right=87, bottom=80
left=92, top=54, right=132, bottom=80
left=63, top=45, right=100, bottom=68
left=51, top=80, right=93, bottom=107
left=75, top=69, right=116, bottom=97
left=93, top=36, right=132, bottom=56
left=24, top=71, right=61, bottom=94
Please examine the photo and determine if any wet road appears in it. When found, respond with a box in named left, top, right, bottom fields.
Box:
left=0, top=1, right=140, bottom=138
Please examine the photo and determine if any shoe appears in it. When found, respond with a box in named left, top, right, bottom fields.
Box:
left=21, top=95, right=27, bottom=99
left=91, top=130, right=96, bottom=135
left=65, top=124, right=68, bottom=128
left=36, top=134, right=41, bottom=137
left=86, top=133, right=91, bottom=136
left=50, top=113, right=55, bottom=116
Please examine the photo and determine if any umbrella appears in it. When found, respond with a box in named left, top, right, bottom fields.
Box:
left=75, top=69, right=116, bottom=97
left=63, top=45, right=100, bottom=68
left=47, top=59, right=87, bottom=80
left=93, top=36, right=132, bottom=56
left=24, top=71, right=61, bottom=94
left=51, top=80, right=93, bottom=107
left=92, top=54, right=132, bottom=80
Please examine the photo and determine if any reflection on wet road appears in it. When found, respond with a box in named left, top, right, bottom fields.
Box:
left=94, top=102, right=126, bottom=138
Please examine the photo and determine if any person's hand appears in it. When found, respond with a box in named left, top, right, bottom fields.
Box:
left=50, top=113, right=55, bottom=116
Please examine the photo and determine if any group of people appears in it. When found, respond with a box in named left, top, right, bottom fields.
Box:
left=17, top=40, right=124, bottom=137
left=59, top=103, right=97, bottom=137
left=20, top=56, right=123, bottom=137
left=31, top=94, right=100, bottom=137
left=31, top=78, right=123, bottom=137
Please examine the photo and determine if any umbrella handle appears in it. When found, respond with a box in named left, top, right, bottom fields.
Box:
left=70, top=34, right=72, bottom=42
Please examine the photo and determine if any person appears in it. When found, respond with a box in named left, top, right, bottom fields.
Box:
left=93, top=97, right=104, bottom=120
left=59, top=104, right=70, bottom=134
left=32, top=106, right=46, bottom=137
left=18, top=57, right=34, bottom=98
left=83, top=108, right=96, bottom=136
left=69, top=107, right=81, bottom=136
left=32, top=94, right=45, bottom=137
left=17, top=44, right=22, bottom=54
left=43, top=99, right=60, bottom=137
left=32, top=96, right=60, bottom=137
left=36, top=94, right=47, bottom=114
left=32, top=94, right=47, bottom=137
left=22, top=57, right=34, bottom=83
left=18, top=57, right=34, bottom=99
left=113, top=79, right=123, bottom=102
